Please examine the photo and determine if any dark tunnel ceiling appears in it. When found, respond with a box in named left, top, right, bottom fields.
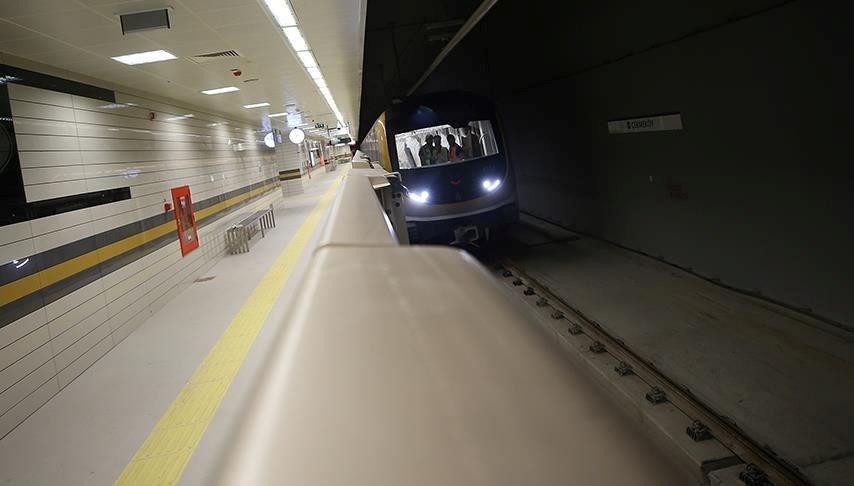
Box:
left=358, top=0, right=484, bottom=140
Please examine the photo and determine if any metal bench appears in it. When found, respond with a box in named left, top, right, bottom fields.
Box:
left=225, top=205, right=276, bottom=254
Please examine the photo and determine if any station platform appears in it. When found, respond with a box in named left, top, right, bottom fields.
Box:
left=0, top=166, right=347, bottom=486
left=503, top=215, right=854, bottom=485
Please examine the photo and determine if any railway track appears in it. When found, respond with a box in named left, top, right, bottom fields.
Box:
left=493, top=258, right=809, bottom=486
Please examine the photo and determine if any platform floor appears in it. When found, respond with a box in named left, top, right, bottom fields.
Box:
left=505, top=215, right=854, bottom=485
left=0, top=167, right=346, bottom=486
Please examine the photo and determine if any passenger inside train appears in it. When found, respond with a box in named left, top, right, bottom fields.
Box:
left=396, top=120, right=499, bottom=169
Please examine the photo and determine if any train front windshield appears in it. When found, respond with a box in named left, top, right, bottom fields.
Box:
left=394, top=120, right=499, bottom=169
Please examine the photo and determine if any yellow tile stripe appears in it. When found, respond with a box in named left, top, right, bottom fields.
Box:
left=115, top=171, right=346, bottom=486
left=0, top=182, right=277, bottom=308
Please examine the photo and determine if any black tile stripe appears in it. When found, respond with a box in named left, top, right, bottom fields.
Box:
left=0, top=178, right=278, bottom=329
left=26, top=187, right=132, bottom=221
left=0, top=291, right=45, bottom=334
left=2, top=65, right=115, bottom=103
left=279, top=169, right=302, bottom=181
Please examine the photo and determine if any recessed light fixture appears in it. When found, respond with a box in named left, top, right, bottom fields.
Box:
left=306, top=66, right=322, bottom=79
left=202, top=86, right=239, bottom=95
left=297, top=51, right=317, bottom=68
left=263, top=0, right=297, bottom=27
left=244, top=102, right=271, bottom=109
left=166, top=113, right=194, bottom=121
left=314, top=78, right=327, bottom=88
left=112, top=49, right=176, bottom=65
left=269, top=112, right=287, bottom=117
left=283, top=26, right=308, bottom=51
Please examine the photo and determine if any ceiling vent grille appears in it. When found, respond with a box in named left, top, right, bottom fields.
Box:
left=189, top=50, right=241, bottom=64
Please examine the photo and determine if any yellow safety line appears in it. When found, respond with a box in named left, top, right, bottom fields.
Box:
left=115, top=170, right=346, bottom=485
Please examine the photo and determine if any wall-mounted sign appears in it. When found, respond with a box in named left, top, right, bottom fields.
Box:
left=608, top=113, right=682, bottom=134
left=171, top=185, right=199, bottom=256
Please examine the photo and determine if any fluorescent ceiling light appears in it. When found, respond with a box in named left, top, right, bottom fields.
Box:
left=112, top=49, right=176, bottom=65
left=307, top=66, right=322, bottom=79
left=243, top=102, right=271, bottom=108
left=166, top=114, right=194, bottom=121
left=297, top=51, right=317, bottom=68
left=202, top=86, right=239, bottom=95
left=263, top=0, right=297, bottom=27
left=269, top=112, right=287, bottom=117
left=314, top=77, right=327, bottom=88
left=319, top=87, right=332, bottom=97
left=283, top=26, right=308, bottom=51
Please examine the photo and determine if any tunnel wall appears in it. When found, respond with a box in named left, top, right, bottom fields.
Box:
left=418, top=0, right=854, bottom=328
left=0, top=54, right=281, bottom=438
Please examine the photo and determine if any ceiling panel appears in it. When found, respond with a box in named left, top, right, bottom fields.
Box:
left=86, top=37, right=162, bottom=57
left=0, top=0, right=82, bottom=18
left=10, top=9, right=114, bottom=32
left=0, top=36, right=67, bottom=56
left=194, top=6, right=267, bottom=28
left=0, top=21, right=40, bottom=42
left=44, top=26, right=119, bottom=46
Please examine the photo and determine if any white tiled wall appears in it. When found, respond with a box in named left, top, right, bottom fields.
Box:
left=0, top=75, right=283, bottom=439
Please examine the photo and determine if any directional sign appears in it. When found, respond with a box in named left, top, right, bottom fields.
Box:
left=608, top=113, right=682, bottom=134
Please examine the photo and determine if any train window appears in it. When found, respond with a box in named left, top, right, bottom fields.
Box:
left=394, top=120, right=499, bottom=169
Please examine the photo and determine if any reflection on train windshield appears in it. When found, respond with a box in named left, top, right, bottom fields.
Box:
left=395, top=120, right=498, bottom=169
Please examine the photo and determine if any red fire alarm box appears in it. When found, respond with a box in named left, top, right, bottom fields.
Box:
left=171, top=185, right=199, bottom=256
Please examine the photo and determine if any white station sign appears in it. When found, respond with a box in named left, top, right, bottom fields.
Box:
left=608, top=113, right=683, bottom=134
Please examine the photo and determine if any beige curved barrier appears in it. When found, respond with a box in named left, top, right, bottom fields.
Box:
left=212, top=170, right=684, bottom=485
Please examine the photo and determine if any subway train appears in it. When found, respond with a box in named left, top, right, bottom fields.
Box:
left=360, top=91, right=518, bottom=243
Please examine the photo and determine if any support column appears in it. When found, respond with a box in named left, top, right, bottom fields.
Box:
left=275, top=139, right=304, bottom=196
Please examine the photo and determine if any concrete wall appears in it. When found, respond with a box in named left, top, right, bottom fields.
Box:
left=418, top=0, right=854, bottom=328
left=0, top=55, right=281, bottom=438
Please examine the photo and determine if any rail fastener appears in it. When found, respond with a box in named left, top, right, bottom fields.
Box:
left=739, top=464, right=771, bottom=486
left=589, top=341, right=606, bottom=353
left=614, top=361, right=633, bottom=376
left=686, top=419, right=713, bottom=441
left=645, top=386, right=667, bottom=405
left=535, top=297, right=549, bottom=307
left=567, top=323, right=583, bottom=335
left=551, top=310, right=565, bottom=320
left=523, top=286, right=535, bottom=296
left=512, top=278, right=523, bottom=286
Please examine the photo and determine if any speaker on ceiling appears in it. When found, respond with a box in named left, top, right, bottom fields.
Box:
left=120, top=9, right=171, bottom=35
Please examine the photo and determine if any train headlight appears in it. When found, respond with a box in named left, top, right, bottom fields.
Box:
left=482, top=178, right=501, bottom=192
left=408, top=190, right=430, bottom=204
